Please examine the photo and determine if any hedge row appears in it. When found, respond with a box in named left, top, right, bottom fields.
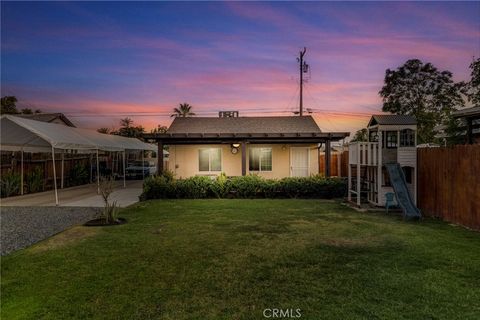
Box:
left=140, top=173, right=346, bottom=200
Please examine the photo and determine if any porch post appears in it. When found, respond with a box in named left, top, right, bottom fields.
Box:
left=356, top=144, right=361, bottom=206
left=157, top=141, right=164, bottom=174
left=241, top=141, right=247, bottom=176
left=377, top=131, right=383, bottom=206
left=123, top=151, right=126, bottom=188
left=51, top=146, right=59, bottom=206
left=325, top=139, right=331, bottom=177
left=142, top=150, right=145, bottom=180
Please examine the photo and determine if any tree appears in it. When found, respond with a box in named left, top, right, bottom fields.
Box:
left=97, top=128, right=111, bottom=134
left=150, top=125, right=168, bottom=134
left=351, top=128, right=368, bottom=142
left=171, top=103, right=195, bottom=117
left=459, top=57, right=480, bottom=107
left=115, top=118, right=145, bottom=139
left=21, top=108, right=33, bottom=114
left=1, top=96, right=19, bottom=114
left=379, top=59, right=464, bottom=143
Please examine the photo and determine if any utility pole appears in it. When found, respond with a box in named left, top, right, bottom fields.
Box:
left=297, top=47, right=308, bottom=116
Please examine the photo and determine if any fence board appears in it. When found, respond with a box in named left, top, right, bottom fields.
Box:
left=418, top=145, right=480, bottom=230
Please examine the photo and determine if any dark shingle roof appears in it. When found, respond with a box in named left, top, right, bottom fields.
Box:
left=16, top=113, right=76, bottom=127
left=168, top=116, right=322, bottom=134
left=453, top=106, right=480, bottom=118
left=368, top=114, right=416, bottom=127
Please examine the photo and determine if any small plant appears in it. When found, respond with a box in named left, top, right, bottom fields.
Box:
left=99, top=176, right=118, bottom=224
left=0, top=170, right=21, bottom=197
left=69, top=163, right=89, bottom=186
left=25, top=166, right=43, bottom=193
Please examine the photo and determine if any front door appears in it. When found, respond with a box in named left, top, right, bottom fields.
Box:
left=290, top=147, right=309, bottom=177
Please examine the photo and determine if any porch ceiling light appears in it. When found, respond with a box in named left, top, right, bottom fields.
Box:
left=232, top=143, right=240, bottom=148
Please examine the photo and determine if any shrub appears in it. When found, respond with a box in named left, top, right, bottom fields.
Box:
left=140, top=174, right=346, bottom=200
left=69, top=163, right=89, bottom=186
left=0, top=171, right=21, bottom=197
left=25, top=166, right=44, bottom=193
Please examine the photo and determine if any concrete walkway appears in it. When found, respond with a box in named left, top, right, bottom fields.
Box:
left=0, top=180, right=143, bottom=208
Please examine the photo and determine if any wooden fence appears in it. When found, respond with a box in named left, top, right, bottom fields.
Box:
left=319, top=151, right=349, bottom=177
left=418, top=145, right=480, bottom=230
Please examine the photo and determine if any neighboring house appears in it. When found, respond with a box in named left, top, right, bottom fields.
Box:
left=17, top=113, right=75, bottom=127
left=144, top=112, right=349, bottom=178
left=452, top=106, right=480, bottom=144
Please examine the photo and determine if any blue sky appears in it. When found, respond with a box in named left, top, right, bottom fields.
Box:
left=2, top=1, right=479, bottom=132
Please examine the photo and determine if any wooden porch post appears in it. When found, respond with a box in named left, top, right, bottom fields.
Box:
left=157, top=141, right=164, bottom=174
left=241, top=142, right=247, bottom=176
left=467, top=118, right=473, bottom=144
left=325, top=140, right=331, bottom=177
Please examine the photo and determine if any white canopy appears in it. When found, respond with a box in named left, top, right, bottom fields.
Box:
left=1, top=115, right=158, bottom=152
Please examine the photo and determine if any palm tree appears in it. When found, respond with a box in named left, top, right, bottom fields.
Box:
left=120, top=117, right=133, bottom=128
left=171, top=103, right=195, bottom=117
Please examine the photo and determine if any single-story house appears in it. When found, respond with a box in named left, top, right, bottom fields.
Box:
left=144, top=112, right=349, bottom=178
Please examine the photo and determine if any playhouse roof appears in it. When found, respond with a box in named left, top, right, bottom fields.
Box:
left=368, top=115, right=417, bottom=127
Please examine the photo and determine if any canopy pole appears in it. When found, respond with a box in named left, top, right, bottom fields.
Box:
left=96, top=149, right=100, bottom=194
left=142, top=150, right=145, bottom=180
left=20, top=149, right=24, bottom=195
left=61, top=151, right=64, bottom=189
left=90, top=153, right=93, bottom=183
left=123, top=151, right=126, bottom=188
left=52, top=146, right=59, bottom=206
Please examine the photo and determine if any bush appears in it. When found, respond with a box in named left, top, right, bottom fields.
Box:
left=141, top=174, right=346, bottom=200
left=69, top=163, right=89, bottom=186
left=25, top=166, right=44, bottom=193
left=0, top=171, right=21, bottom=197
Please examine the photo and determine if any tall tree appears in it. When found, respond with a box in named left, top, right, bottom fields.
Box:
left=115, top=118, right=145, bottom=139
left=150, top=125, right=168, bottom=134
left=171, top=103, right=195, bottom=117
left=97, top=128, right=111, bottom=134
left=1, top=96, right=19, bottom=114
left=119, top=117, right=133, bottom=128
left=459, top=57, right=480, bottom=107
left=379, top=59, right=464, bottom=143
left=350, top=128, right=368, bottom=142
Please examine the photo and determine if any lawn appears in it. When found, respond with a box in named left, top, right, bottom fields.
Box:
left=2, top=200, right=480, bottom=319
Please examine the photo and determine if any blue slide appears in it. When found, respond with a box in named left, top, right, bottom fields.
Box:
left=385, top=163, right=421, bottom=219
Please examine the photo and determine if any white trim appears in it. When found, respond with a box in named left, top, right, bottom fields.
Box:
left=290, top=147, right=310, bottom=177
left=248, top=147, right=273, bottom=172
left=198, top=147, right=223, bottom=173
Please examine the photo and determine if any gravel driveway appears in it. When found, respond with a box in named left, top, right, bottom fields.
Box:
left=1, top=207, right=101, bottom=255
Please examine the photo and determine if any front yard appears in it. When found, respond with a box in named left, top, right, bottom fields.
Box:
left=2, top=200, right=479, bottom=319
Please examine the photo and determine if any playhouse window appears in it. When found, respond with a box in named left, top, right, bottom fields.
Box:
left=386, top=131, right=398, bottom=148
left=402, top=166, right=413, bottom=184
left=400, top=129, right=415, bottom=147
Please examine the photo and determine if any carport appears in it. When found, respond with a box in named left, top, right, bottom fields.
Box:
left=1, top=115, right=157, bottom=205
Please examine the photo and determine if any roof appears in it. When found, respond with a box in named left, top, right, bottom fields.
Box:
left=167, top=116, right=322, bottom=134
left=453, top=106, right=480, bottom=118
left=16, top=113, right=76, bottom=127
left=367, top=114, right=417, bottom=127
left=1, top=115, right=158, bottom=152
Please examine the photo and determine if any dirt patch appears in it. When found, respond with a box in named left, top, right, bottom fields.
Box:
left=31, top=226, right=101, bottom=253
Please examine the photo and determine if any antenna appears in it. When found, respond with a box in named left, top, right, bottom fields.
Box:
left=297, top=47, right=308, bottom=116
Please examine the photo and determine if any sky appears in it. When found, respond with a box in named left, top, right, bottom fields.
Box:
left=1, top=1, right=479, bottom=134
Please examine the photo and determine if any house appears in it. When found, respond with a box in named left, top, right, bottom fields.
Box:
left=144, top=112, right=350, bottom=178
left=452, top=106, right=480, bottom=144
left=17, top=113, right=76, bottom=127
left=347, top=114, right=421, bottom=218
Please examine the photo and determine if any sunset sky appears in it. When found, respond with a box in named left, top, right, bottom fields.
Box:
left=1, top=1, right=479, bottom=134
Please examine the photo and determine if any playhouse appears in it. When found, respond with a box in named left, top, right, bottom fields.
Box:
left=348, top=115, right=420, bottom=218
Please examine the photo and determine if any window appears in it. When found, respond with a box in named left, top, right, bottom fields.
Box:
left=386, top=131, right=398, bottom=148
left=249, top=148, right=272, bottom=171
left=369, top=131, right=379, bottom=142
left=402, top=166, right=413, bottom=184
left=400, top=129, right=415, bottom=147
left=199, top=148, right=221, bottom=172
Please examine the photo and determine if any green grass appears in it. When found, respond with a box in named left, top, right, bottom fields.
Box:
left=2, top=200, right=480, bottom=320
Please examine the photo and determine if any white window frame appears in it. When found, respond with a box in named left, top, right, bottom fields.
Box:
left=198, top=148, right=222, bottom=172
left=249, top=147, right=273, bottom=172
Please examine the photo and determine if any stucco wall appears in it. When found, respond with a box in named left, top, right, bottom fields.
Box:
left=168, top=144, right=319, bottom=179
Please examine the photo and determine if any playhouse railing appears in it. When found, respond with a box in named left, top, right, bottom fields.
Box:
left=349, top=142, right=380, bottom=166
